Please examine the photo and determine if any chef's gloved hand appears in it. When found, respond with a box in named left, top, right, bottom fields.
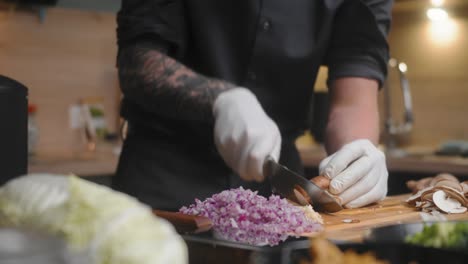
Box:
left=213, top=88, right=281, bottom=182
left=319, top=139, right=388, bottom=208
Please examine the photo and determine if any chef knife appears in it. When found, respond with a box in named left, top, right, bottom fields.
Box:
left=263, top=156, right=343, bottom=213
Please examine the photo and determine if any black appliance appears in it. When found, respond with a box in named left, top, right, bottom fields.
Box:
left=4, top=0, right=58, bottom=5
left=0, top=75, right=28, bottom=186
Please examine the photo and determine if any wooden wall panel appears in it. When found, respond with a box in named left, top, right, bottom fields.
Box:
left=0, top=7, right=119, bottom=155
left=1, top=4, right=468, bottom=155
left=383, top=6, right=468, bottom=148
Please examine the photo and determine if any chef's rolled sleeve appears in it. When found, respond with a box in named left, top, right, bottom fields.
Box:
left=325, top=0, right=393, bottom=88
left=117, top=0, right=186, bottom=55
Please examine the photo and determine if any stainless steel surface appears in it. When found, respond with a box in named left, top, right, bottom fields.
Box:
left=263, top=156, right=342, bottom=212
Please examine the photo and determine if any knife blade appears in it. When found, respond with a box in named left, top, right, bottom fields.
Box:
left=263, top=156, right=343, bottom=213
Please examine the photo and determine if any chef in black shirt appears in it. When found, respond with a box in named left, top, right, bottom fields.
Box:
left=112, top=0, right=393, bottom=211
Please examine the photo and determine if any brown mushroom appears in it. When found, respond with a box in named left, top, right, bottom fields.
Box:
left=406, top=177, right=433, bottom=193
left=310, top=175, right=330, bottom=190
left=406, top=174, right=468, bottom=214
left=406, top=187, right=432, bottom=205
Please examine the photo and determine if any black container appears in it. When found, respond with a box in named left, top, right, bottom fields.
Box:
left=182, top=231, right=468, bottom=264
left=183, top=232, right=308, bottom=264
left=0, top=75, right=28, bottom=186
left=4, top=0, right=58, bottom=6
left=365, top=221, right=468, bottom=251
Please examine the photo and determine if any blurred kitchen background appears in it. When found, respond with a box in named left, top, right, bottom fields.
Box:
left=0, top=0, right=467, bottom=192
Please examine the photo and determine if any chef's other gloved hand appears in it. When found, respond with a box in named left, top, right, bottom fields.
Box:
left=319, top=139, right=388, bottom=208
left=213, top=88, right=281, bottom=182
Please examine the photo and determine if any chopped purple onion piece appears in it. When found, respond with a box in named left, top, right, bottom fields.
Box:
left=180, top=187, right=322, bottom=246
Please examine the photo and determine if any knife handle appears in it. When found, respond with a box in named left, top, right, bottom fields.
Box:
left=153, top=210, right=212, bottom=234
left=310, top=175, right=330, bottom=189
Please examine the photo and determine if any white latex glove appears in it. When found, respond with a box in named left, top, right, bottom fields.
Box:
left=319, top=139, right=388, bottom=208
left=213, top=88, right=281, bottom=182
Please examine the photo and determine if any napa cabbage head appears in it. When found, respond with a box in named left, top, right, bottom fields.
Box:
left=0, top=174, right=187, bottom=264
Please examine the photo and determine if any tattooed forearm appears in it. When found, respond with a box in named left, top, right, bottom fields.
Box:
left=118, top=43, right=235, bottom=122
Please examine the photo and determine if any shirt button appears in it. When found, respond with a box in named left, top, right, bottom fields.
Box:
left=262, top=19, right=271, bottom=31
left=247, top=71, right=257, bottom=81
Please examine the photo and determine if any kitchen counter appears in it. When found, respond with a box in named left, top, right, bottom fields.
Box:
left=298, top=145, right=468, bottom=176
left=28, top=145, right=120, bottom=177
left=27, top=143, right=468, bottom=179
left=309, top=194, right=468, bottom=242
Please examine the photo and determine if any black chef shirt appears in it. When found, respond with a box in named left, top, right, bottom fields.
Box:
left=114, top=0, right=392, bottom=209
left=117, top=0, right=391, bottom=139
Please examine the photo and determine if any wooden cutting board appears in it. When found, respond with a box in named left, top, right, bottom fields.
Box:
left=303, top=194, right=468, bottom=242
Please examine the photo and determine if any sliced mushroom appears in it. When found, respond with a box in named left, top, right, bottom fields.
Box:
left=432, top=190, right=467, bottom=214
left=461, top=181, right=468, bottom=196
left=406, top=174, right=468, bottom=214
left=421, top=201, right=434, bottom=209
left=434, top=186, right=468, bottom=206
left=406, top=193, right=421, bottom=205
left=406, top=186, right=433, bottom=204
left=448, top=207, right=467, bottom=214
left=310, top=175, right=330, bottom=189
left=406, top=180, right=418, bottom=193
left=430, top=173, right=459, bottom=186
left=407, top=177, right=433, bottom=194
left=420, top=188, right=437, bottom=202
left=434, top=179, right=463, bottom=192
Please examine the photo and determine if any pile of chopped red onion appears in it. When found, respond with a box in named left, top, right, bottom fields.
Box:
left=179, top=187, right=322, bottom=246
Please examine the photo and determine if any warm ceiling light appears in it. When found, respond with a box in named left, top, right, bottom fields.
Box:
left=388, top=58, right=398, bottom=68
left=430, top=0, right=444, bottom=7
left=428, top=18, right=458, bottom=45
left=427, top=8, right=448, bottom=21
left=398, top=62, right=408, bottom=73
